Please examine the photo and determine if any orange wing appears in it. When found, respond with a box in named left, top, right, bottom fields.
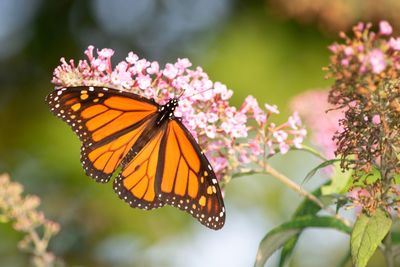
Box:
left=113, top=127, right=166, bottom=209
left=156, top=120, right=225, bottom=230
left=46, top=86, right=159, bottom=183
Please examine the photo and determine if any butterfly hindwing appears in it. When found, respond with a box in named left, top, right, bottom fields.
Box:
left=113, top=126, right=166, bottom=210
left=46, top=86, right=159, bottom=183
left=155, top=120, right=226, bottom=230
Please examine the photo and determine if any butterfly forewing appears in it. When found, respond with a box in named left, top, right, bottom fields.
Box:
left=155, top=120, right=226, bottom=230
left=46, top=86, right=159, bottom=183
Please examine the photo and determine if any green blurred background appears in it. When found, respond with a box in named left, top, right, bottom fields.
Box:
left=0, top=0, right=393, bottom=266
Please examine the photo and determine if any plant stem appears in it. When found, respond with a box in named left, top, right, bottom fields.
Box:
left=264, top=164, right=325, bottom=209
left=384, top=232, right=394, bottom=267
left=230, top=165, right=351, bottom=226
left=263, top=164, right=351, bottom=226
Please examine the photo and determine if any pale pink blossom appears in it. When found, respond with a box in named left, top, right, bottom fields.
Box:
left=288, top=112, right=301, bottom=129
left=126, top=52, right=139, bottom=64
left=249, top=139, right=262, bottom=156
left=265, top=103, right=279, bottom=114
left=389, top=37, right=400, bottom=51
left=98, top=48, right=114, bottom=58
left=239, top=150, right=251, bottom=164
left=372, top=114, right=381, bottom=125
left=273, top=130, right=288, bottom=143
left=205, top=125, right=217, bottom=139
left=344, top=47, right=353, bottom=56
left=176, top=58, right=192, bottom=70
left=147, top=61, right=160, bottom=74
left=279, top=143, right=290, bottom=154
left=379, top=21, right=393, bottom=35
left=341, top=58, right=349, bottom=66
left=137, top=75, right=152, bottom=90
left=368, top=49, right=386, bottom=74
left=163, top=63, right=179, bottom=79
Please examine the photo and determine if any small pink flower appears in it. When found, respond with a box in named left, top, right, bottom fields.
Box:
left=205, top=125, right=216, bottom=139
left=239, top=150, right=251, bottom=164
left=214, top=82, right=233, bottom=100
left=212, top=157, right=228, bottom=174
left=379, top=21, right=393, bottom=35
left=328, top=44, right=338, bottom=53
left=273, top=130, right=288, bottom=142
left=97, top=48, right=114, bottom=58
left=147, top=61, right=160, bottom=75
left=126, top=52, right=139, bottom=64
left=293, top=136, right=303, bottom=148
left=133, top=59, right=150, bottom=74
left=207, top=112, right=218, bottom=123
left=84, top=45, right=95, bottom=61
left=265, top=103, right=279, bottom=114
left=279, top=143, right=290, bottom=154
left=355, top=22, right=364, bottom=32
left=298, top=128, right=307, bottom=138
left=163, top=63, right=178, bottom=79
left=175, top=58, right=192, bottom=70
left=344, top=46, right=353, bottom=56
left=288, top=112, right=301, bottom=129
left=341, top=58, right=349, bottom=66
left=137, top=75, right=152, bottom=90
left=249, top=139, right=262, bottom=156
left=372, top=114, right=381, bottom=125
left=389, top=37, right=400, bottom=50
left=368, top=49, right=386, bottom=74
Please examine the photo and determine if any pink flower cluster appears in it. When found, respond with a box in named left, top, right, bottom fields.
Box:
left=348, top=185, right=400, bottom=216
left=53, top=46, right=307, bottom=180
left=328, top=21, right=400, bottom=76
left=0, top=173, right=60, bottom=266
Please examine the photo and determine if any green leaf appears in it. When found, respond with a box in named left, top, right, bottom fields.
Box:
left=278, top=184, right=326, bottom=267
left=279, top=236, right=298, bottom=267
left=303, top=159, right=341, bottom=184
left=344, top=168, right=381, bottom=191
left=291, top=145, right=328, bottom=161
left=394, top=174, right=400, bottom=184
left=321, top=160, right=352, bottom=195
left=255, top=216, right=351, bottom=267
left=351, top=209, right=392, bottom=267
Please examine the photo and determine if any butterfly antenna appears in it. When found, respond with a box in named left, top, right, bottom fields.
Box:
left=180, top=88, right=214, bottom=100
left=177, top=89, right=185, bottom=99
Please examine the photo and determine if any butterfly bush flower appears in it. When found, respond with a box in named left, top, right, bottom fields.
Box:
left=52, top=46, right=307, bottom=181
left=325, top=21, right=400, bottom=216
left=0, top=173, right=60, bottom=266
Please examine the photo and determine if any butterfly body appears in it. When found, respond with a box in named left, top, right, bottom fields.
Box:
left=46, top=86, right=225, bottom=230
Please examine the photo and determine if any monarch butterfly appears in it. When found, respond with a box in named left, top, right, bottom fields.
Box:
left=46, top=86, right=225, bottom=230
